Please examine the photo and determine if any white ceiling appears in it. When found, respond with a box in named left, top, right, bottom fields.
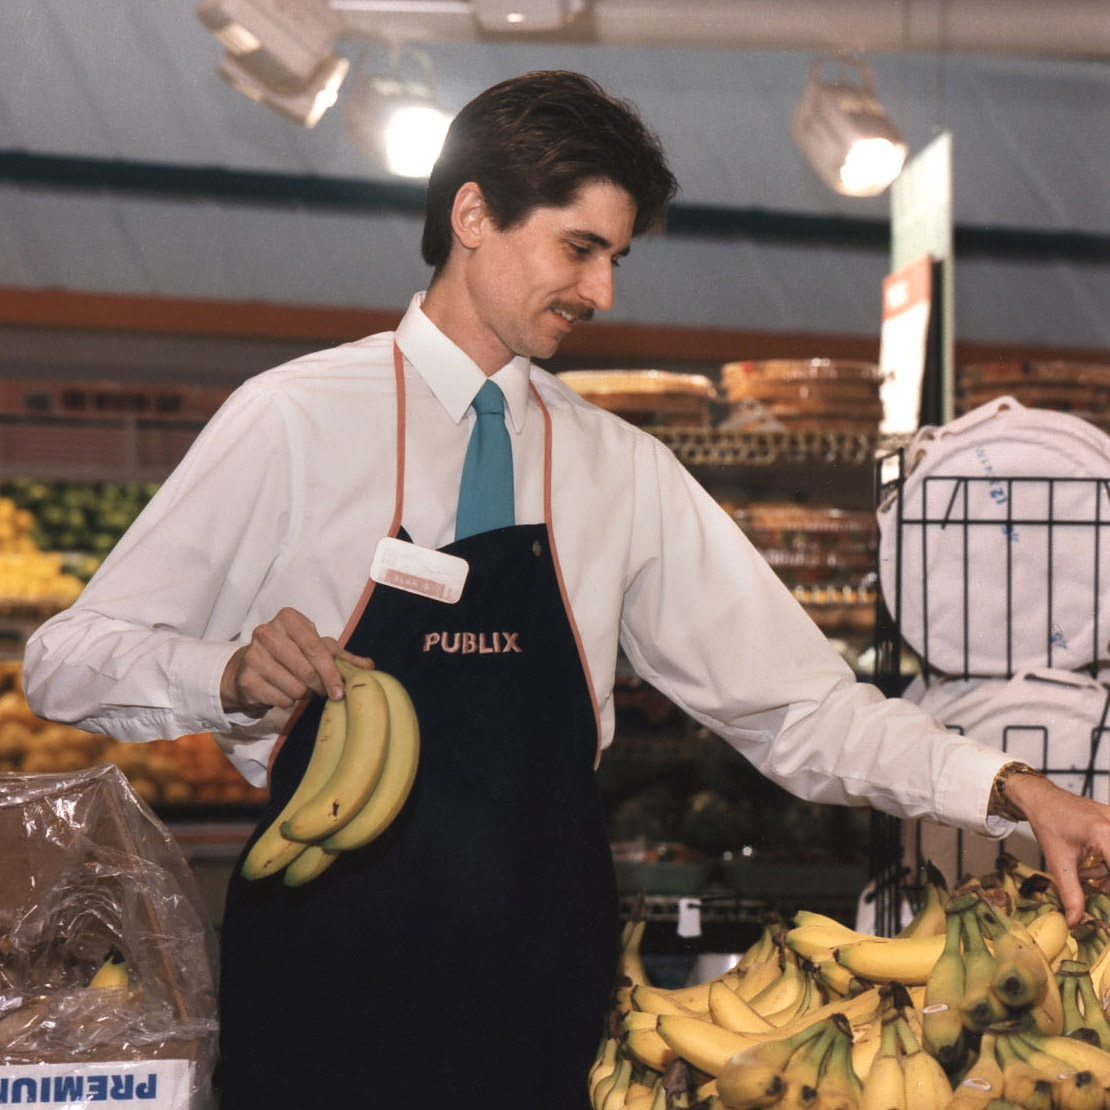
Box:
left=334, top=0, right=1110, bottom=59
left=0, top=0, right=1108, bottom=365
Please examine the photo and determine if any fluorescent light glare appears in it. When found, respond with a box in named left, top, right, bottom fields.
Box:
left=792, top=56, right=908, bottom=197
left=840, top=136, right=907, bottom=194
left=343, top=46, right=453, bottom=178
left=383, top=103, right=452, bottom=178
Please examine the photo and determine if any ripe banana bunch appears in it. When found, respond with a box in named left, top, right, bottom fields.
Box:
left=858, top=1005, right=953, bottom=1110
left=240, top=660, right=419, bottom=887
left=1058, top=959, right=1110, bottom=1052
left=896, top=861, right=951, bottom=939
left=978, top=1023, right=1110, bottom=1110
left=592, top=861, right=1110, bottom=1110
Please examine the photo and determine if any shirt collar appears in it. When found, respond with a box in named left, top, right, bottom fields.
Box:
left=394, top=292, right=532, bottom=434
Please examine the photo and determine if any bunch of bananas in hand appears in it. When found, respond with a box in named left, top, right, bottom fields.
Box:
left=240, top=660, right=419, bottom=887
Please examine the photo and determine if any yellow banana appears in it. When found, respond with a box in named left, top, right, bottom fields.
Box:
left=88, top=947, right=130, bottom=991
left=734, top=949, right=788, bottom=1002
left=894, top=1013, right=952, bottom=1110
left=945, top=1030, right=1005, bottom=1110
left=1000, top=1058, right=1055, bottom=1110
left=1052, top=1068, right=1107, bottom=1110
left=812, top=1013, right=864, bottom=1110
left=621, top=1010, right=659, bottom=1033
left=787, top=911, right=880, bottom=958
left=859, top=1012, right=905, bottom=1110
left=240, top=695, right=347, bottom=879
left=656, top=1014, right=758, bottom=1076
left=1085, top=933, right=1110, bottom=1003
left=896, top=862, right=949, bottom=939
left=749, top=947, right=809, bottom=1017
left=761, top=960, right=819, bottom=1027
left=624, top=1027, right=677, bottom=1073
left=589, top=1035, right=621, bottom=1104
left=974, top=895, right=1054, bottom=1017
left=834, top=932, right=945, bottom=985
left=1058, top=959, right=1110, bottom=1050
left=620, top=904, right=651, bottom=986
left=281, top=663, right=390, bottom=843
left=630, top=984, right=702, bottom=1018
left=661, top=966, right=741, bottom=1014
left=920, top=894, right=967, bottom=1069
left=321, top=668, right=420, bottom=852
left=1026, top=908, right=1072, bottom=966
left=1016, top=1029, right=1110, bottom=1086
left=624, top=1080, right=656, bottom=1110
left=707, top=979, right=775, bottom=1034
left=593, top=1048, right=631, bottom=1110
left=778, top=1020, right=837, bottom=1109
left=738, top=915, right=785, bottom=971
left=957, top=901, right=1008, bottom=1034
left=1073, top=919, right=1110, bottom=968
left=282, top=842, right=336, bottom=887
left=814, top=955, right=857, bottom=999
left=614, top=912, right=650, bottom=1015
left=600, top=1052, right=634, bottom=1110
left=716, top=1019, right=828, bottom=1108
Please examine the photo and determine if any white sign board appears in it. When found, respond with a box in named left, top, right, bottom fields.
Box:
left=0, top=1059, right=194, bottom=1109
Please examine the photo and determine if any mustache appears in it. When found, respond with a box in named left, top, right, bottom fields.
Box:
left=552, top=301, right=594, bottom=323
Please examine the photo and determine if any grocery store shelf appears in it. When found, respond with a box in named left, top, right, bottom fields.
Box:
left=651, top=426, right=878, bottom=468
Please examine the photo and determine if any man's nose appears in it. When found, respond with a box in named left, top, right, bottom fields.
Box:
left=579, top=260, right=615, bottom=312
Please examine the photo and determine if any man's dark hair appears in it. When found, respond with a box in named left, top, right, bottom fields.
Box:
left=421, top=70, right=678, bottom=272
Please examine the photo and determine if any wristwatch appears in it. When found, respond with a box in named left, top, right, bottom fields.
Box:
left=988, top=761, right=1045, bottom=822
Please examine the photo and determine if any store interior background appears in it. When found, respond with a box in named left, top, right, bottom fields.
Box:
left=0, top=0, right=1108, bottom=948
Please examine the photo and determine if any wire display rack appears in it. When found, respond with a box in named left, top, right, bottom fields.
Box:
left=869, top=447, right=1110, bottom=934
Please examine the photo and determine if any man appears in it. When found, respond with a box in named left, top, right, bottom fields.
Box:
left=23, top=70, right=1110, bottom=1109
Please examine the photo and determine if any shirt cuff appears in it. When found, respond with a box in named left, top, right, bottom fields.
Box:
left=167, top=637, right=243, bottom=735
left=934, top=736, right=1020, bottom=837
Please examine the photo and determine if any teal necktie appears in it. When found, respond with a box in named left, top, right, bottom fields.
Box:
left=455, top=380, right=514, bottom=541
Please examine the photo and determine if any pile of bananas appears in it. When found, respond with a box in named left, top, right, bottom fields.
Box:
left=241, top=661, right=419, bottom=887
left=591, top=856, right=1110, bottom=1110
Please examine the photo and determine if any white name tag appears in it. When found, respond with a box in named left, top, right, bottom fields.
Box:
left=371, top=536, right=468, bottom=604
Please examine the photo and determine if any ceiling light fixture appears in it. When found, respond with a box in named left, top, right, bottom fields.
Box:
left=342, top=45, right=453, bottom=178
left=472, top=0, right=588, bottom=32
left=197, top=0, right=348, bottom=127
left=791, top=55, right=908, bottom=197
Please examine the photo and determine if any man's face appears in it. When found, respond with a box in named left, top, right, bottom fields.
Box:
left=464, top=179, right=637, bottom=366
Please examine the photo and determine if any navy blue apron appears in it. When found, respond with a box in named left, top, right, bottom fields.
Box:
left=218, top=347, right=618, bottom=1109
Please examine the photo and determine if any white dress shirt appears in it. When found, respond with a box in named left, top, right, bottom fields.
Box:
left=23, top=294, right=1013, bottom=837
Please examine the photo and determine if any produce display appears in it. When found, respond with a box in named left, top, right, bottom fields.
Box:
left=241, top=660, right=420, bottom=887
left=593, top=856, right=1110, bottom=1109
left=0, top=478, right=159, bottom=565
left=0, top=663, right=266, bottom=807
left=0, top=496, right=84, bottom=604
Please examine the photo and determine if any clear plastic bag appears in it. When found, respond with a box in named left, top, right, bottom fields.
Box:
left=0, top=763, right=218, bottom=1109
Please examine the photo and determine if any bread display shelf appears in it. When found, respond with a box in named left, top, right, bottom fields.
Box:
left=648, top=426, right=878, bottom=468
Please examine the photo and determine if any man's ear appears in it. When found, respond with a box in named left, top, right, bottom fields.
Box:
left=451, top=182, right=488, bottom=250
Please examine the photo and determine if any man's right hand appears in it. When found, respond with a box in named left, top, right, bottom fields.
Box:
left=220, top=607, right=372, bottom=717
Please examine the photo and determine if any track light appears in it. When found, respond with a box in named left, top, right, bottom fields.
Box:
left=791, top=56, right=908, bottom=197
left=342, top=46, right=453, bottom=178
left=197, top=0, right=348, bottom=127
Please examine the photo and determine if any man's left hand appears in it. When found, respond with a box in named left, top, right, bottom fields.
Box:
left=1006, top=771, right=1110, bottom=925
